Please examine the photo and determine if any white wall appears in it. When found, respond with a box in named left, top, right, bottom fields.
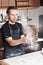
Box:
left=28, top=6, right=43, bottom=28
left=0, top=6, right=43, bottom=28
left=18, top=6, right=43, bottom=28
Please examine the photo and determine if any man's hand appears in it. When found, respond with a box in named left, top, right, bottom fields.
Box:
left=20, top=35, right=26, bottom=44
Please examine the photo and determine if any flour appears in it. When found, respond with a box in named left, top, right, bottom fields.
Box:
left=17, top=20, right=39, bottom=50
left=22, top=24, right=39, bottom=50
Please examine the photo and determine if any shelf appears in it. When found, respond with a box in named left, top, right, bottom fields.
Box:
left=17, top=1, right=29, bottom=7
left=16, top=0, right=40, bottom=9
left=0, top=0, right=40, bottom=9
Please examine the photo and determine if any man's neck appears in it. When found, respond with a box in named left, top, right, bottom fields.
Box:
left=8, top=20, right=16, bottom=25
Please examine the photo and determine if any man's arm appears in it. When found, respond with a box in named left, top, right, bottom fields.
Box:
left=5, top=35, right=26, bottom=46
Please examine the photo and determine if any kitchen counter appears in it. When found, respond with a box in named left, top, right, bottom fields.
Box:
left=3, top=51, right=43, bottom=65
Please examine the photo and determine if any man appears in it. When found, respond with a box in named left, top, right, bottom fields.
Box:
left=1, top=6, right=26, bottom=59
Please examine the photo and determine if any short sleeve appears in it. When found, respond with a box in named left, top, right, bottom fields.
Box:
left=1, top=24, right=11, bottom=39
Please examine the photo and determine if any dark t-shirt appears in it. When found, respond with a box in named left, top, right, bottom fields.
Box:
left=1, top=21, right=25, bottom=58
left=1, top=21, right=23, bottom=40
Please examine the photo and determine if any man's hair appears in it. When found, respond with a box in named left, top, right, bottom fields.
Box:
left=6, top=6, right=17, bottom=14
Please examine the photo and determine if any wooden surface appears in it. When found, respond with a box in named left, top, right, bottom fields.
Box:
left=0, top=0, right=16, bottom=8
left=0, top=0, right=40, bottom=8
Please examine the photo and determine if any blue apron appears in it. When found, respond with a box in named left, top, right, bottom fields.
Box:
left=3, top=23, right=25, bottom=59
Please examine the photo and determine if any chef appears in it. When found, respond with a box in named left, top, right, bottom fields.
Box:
left=1, top=6, right=26, bottom=59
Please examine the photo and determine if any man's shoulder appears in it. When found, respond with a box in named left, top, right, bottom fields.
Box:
left=1, top=21, right=8, bottom=29
left=16, top=22, right=22, bottom=26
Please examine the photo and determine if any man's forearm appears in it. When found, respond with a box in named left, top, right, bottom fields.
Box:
left=6, top=35, right=26, bottom=46
left=10, top=39, right=22, bottom=46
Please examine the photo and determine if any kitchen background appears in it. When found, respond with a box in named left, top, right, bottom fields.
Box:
left=0, top=6, right=43, bottom=28
left=0, top=0, right=43, bottom=59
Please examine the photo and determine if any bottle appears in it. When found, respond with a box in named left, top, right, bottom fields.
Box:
left=1, top=13, right=3, bottom=21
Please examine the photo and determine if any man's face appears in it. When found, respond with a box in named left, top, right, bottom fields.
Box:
left=8, top=9, right=18, bottom=23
